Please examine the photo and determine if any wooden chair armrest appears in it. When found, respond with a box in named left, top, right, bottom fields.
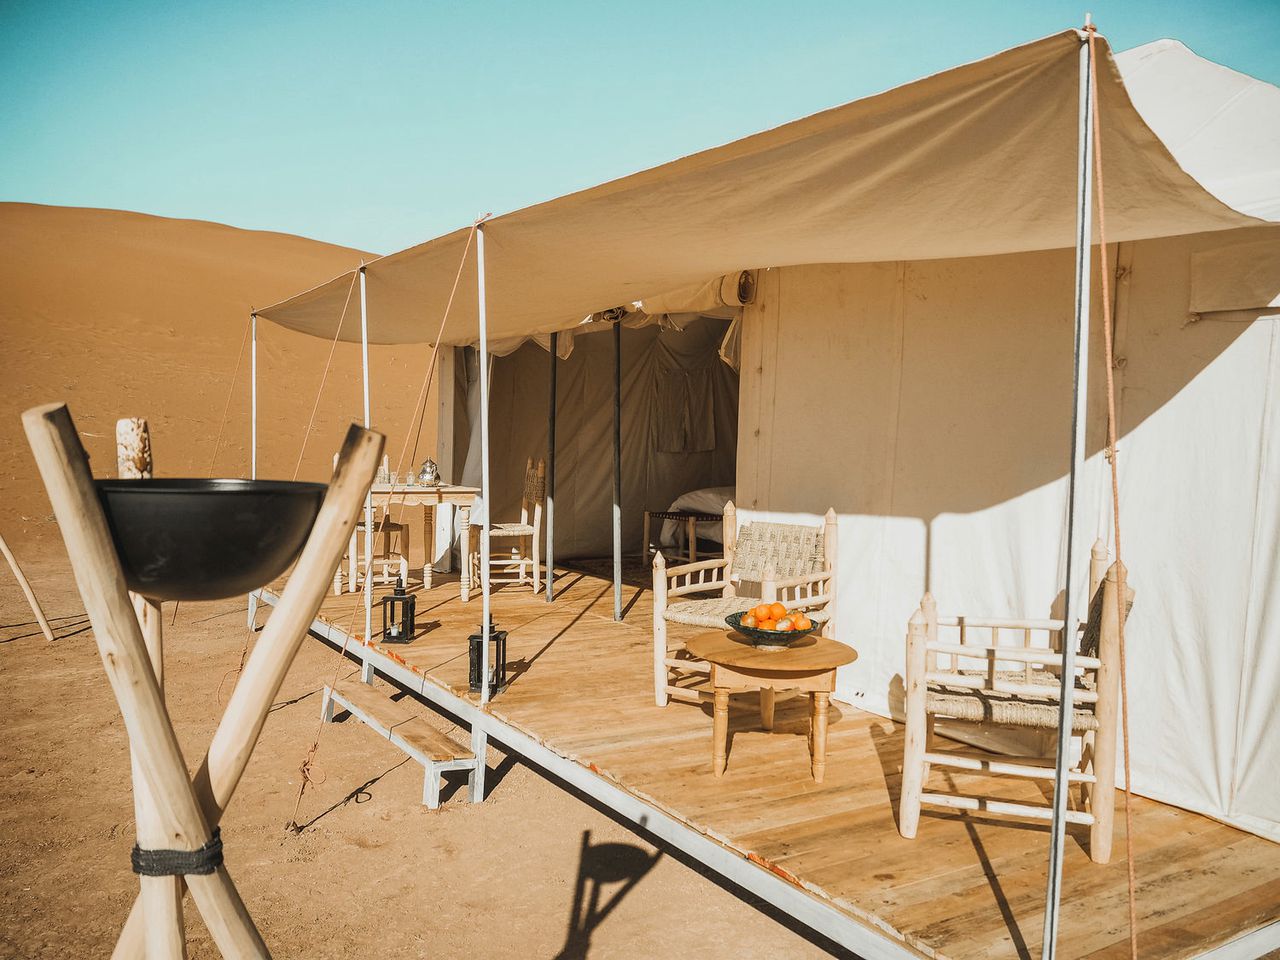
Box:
left=770, top=567, right=833, bottom=590
left=925, top=643, right=1100, bottom=670
left=663, top=557, right=729, bottom=580
left=936, top=615, right=1068, bottom=631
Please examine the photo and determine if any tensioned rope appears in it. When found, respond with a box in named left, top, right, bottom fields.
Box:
left=1086, top=22, right=1139, bottom=959
left=292, top=271, right=360, bottom=480
left=171, top=312, right=253, bottom=630
left=222, top=271, right=360, bottom=700
left=206, top=313, right=253, bottom=477
left=285, top=216, right=488, bottom=831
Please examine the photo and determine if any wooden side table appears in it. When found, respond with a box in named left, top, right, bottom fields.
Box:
left=685, top=631, right=857, bottom=783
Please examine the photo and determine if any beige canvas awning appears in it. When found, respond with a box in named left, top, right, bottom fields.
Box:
left=257, top=29, right=1267, bottom=346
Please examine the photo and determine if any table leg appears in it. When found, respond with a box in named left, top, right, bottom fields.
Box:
left=423, top=504, right=434, bottom=590
left=687, top=516, right=697, bottom=564
left=759, top=687, right=775, bottom=732
left=712, top=688, right=730, bottom=777
left=811, top=691, right=830, bottom=783
left=460, top=504, right=472, bottom=602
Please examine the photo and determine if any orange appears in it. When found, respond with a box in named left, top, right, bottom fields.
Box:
left=776, top=617, right=793, bottom=631
left=760, top=619, right=777, bottom=631
left=741, top=613, right=758, bottom=628
left=753, top=603, right=772, bottom=621
left=795, top=616, right=812, bottom=631
left=768, top=601, right=787, bottom=620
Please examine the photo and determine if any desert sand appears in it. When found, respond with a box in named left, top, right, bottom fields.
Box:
left=0, top=204, right=837, bottom=958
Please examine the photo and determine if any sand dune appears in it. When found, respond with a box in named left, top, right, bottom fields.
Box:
left=0, top=203, right=438, bottom=546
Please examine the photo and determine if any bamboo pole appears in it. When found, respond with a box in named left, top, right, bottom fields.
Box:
left=112, top=421, right=383, bottom=958
left=23, top=402, right=268, bottom=958
left=0, top=533, right=55, bottom=643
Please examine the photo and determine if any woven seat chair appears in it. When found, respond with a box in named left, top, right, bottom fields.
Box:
left=336, top=514, right=410, bottom=595
left=652, top=502, right=838, bottom=706
left=898, top=540, right=1134, bottom=864
left=474, top=458, right=545, bottom=594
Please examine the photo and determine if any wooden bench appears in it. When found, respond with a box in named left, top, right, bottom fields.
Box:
left=321, top=679, right=479, bottom=809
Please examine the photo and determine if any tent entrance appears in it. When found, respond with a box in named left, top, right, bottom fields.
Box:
left=456, top=315, right=738, bottom=581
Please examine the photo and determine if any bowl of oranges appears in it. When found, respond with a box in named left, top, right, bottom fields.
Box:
left=726, top=603, right=823, bottom=647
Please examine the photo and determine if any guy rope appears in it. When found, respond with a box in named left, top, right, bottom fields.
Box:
left=1086, top=20, right=1139, bottom=959
left=285, top=215, right=489, bottom=831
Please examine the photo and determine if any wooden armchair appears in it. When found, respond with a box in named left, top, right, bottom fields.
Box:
left=652, top=502, right=838, bottom=706
left=477, top=457, right=545, bottom=594
left=898, top=540, right=1133, bottom=864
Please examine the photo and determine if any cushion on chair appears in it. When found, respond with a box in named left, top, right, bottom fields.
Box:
left=926, top=670, right=1099, bottom=732
left=663, top=596, right=753, bottom=629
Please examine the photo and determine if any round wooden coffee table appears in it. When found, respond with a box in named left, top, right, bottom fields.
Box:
left=685, top=630, right=857, bottom=783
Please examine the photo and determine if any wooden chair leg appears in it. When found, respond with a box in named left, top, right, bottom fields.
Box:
left=899, top=609, right=929, bottom=838
left=652, top=553, right=669, bottom=706
left=531, top=526, right=541, bottom=594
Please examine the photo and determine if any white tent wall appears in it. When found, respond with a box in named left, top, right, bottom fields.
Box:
left=736, top=227, right=1280, bottom=840
left=457, top=316, right=737, bottom=559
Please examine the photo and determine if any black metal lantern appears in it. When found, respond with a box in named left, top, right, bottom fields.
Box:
left=468, top=618, right=508, bottom=693
left=381, top=576, right=415, bottom=643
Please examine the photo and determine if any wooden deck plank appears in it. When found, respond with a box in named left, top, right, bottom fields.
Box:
left=271, top=570, right=1280, bottom=960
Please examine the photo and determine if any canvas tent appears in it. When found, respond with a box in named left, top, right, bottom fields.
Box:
left=257, top=25, right=1280, bottom=859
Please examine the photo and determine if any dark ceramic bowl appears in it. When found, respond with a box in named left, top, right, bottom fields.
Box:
left=725, top=611, right=823, bottom=647
left=96, top=479, right=326, bottom=601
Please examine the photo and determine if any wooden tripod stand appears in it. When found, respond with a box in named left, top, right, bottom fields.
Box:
left=23, top=403, right=382, bottom=958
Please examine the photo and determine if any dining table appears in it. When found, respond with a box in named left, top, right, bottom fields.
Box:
left=369, top=482, right=480, bottom=600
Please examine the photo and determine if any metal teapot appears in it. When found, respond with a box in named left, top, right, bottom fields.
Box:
left=417, top=458, right=440, bottom=486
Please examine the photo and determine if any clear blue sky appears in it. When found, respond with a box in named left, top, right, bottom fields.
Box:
left=2, top=1, right=1276, bottom=254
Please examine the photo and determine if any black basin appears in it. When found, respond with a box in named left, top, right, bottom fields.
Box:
left=96, top=479, right=327, bottom=601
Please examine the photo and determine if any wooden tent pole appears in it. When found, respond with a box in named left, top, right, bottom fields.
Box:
left=0, top=533, right=55, bottom=643
left=111, top=422, right=383, bottom=959
left=546, top=331, right=557, bottom=602
left=1042, top=24, right=1096, bottom=960
left=23, top=402, right=267, bottom=958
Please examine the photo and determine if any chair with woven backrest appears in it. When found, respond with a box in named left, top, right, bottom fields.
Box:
left=897, top=539, right=1133, bottom=864
left=476, top=457, right=545, bottom=594
left=652, top=501, right=838, bottom=706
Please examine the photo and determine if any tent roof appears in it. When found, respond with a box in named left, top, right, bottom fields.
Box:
left=1113, top=39, right=1280, bottom=221
left=258, top=29, right=1271, bottom=346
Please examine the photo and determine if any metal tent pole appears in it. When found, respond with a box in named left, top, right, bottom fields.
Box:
left=546, top=331, right=558, bottom=602
left=612, top=319, right=622, bottom=621
left=472, top=221, right=493, bottom=801
left=1041, top=25, right=1096, bottom=959
left=359, top=266, right=373, bottom=647
left=250, top=313, right=257, bottom=480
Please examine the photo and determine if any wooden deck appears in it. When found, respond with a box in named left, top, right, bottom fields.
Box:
left=260, top=568, right=1280, bottom=960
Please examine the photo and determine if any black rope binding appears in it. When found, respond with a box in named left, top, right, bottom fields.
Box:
left=131, top=827, right=223, bottom=877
